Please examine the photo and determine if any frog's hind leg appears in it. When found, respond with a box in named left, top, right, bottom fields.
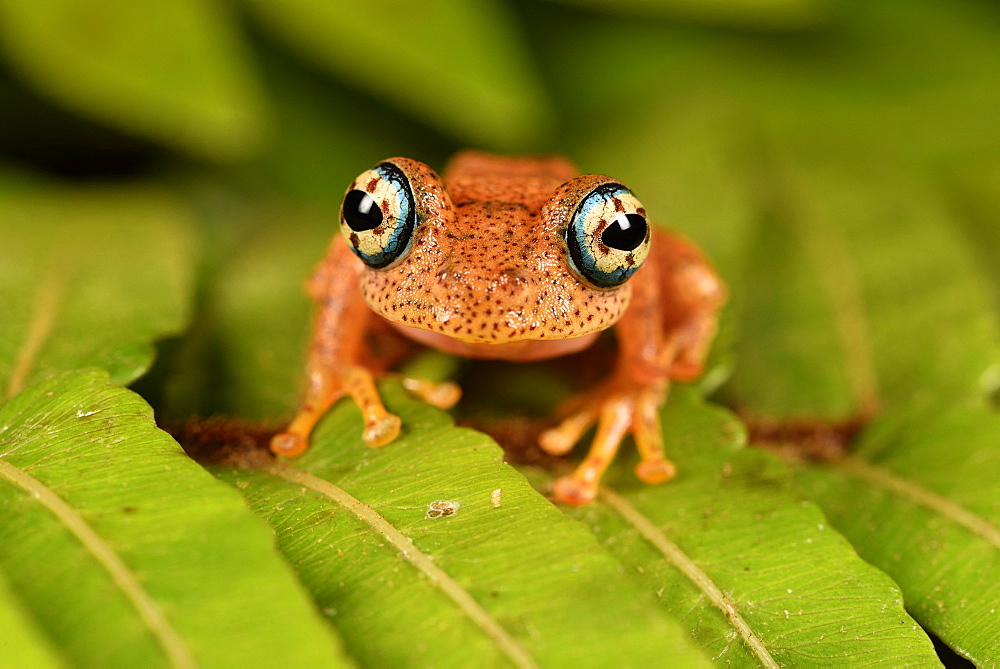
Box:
left=655, top=235, right=726, bottom=381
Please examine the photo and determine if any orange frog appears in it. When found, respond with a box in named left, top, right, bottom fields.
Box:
left=271, top=151, right=724, bottom=505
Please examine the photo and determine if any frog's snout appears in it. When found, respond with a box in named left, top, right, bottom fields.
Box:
left=436, top=261, right=531, bottom=299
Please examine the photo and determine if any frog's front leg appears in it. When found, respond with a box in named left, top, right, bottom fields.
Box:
left=540, top=371, right=674, bottom=505
left=540, top=233, right=724, bottom=505
left=271, top=240, right=404, bottom=458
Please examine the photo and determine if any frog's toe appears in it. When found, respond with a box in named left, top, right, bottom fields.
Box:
left=668, top=358, right=703, bottom=382
left=271, top=431, right=308, bottom=458
left=539, top=405, right=598, bottom=456
left=402, top=377, right=461, bottom=409
left=539, top=428, right=575, bottom=456
left=538, top=411, right=596, bottom=455
left=635, top=458, right=676, bottom=484
left=551, top=475, right=598, bottom=506
left=362, top=413, right=402, bottom=447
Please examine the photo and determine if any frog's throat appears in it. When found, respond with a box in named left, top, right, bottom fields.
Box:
left=386, top=321, right=601, bottom=362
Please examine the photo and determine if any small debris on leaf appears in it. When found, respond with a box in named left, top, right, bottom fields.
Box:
left=426, top=500, right=461, bottom=519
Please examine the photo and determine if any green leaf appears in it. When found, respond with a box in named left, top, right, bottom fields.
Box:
left=554, top=14, right=1000, bottom=419
left=797, top=407, right=1000, bottom=666
left=0, top=183, right=195, bottom=399
left=242, top=0, right=553, bottom=150
left=542, top=390, right=940, bottom=666
left=213, top=382, right=710, bottom=668
left=0, top=571, right=62, bottom=668
left=0, top=370, right=350, bottom=667
left=949, top=160, right=1000, bottom=326
left=230, top=49, right=452, bottom=208
left=153, top=206, right=322, bottom=421
left=725, top=158, right=1000, bottom=419
left=546, top=0, right=827, bottom=29
left=0, top=0, right=267, bottom=161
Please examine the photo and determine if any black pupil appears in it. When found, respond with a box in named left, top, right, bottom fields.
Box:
left=601, top=213, right=647, bottom=251
left=343, top=189, right=383, bottom=232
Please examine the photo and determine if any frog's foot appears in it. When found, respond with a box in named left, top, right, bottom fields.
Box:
left=400, top=377, right=462, bottom=410
left=540, top=381, right=675, bottom=505
left=271, top=366, right=402, bottom=457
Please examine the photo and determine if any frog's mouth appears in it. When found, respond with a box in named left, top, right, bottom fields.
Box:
left=385, top=320, right=601, bottom=362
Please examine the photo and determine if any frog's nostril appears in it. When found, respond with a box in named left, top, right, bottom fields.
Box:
left=498, top=267, right=528, bottom=285
left=434, top=261, right=463, bottom=283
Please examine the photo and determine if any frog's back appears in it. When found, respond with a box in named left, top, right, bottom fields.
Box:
left=443, top=151, right=577, bottom=210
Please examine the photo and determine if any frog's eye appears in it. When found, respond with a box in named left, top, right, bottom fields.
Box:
left=565, top=182, right=650, bottom=288
left=340, top=161, right=417, bottom=269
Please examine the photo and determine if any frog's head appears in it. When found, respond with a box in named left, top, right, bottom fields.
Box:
left=338, top=153, right=651, bottom=355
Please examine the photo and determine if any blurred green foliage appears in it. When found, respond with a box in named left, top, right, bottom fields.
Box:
left=1, top=0, right=999, bottom=666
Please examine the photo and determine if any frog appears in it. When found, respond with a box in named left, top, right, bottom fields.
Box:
left=270, top=150, right=725, bottom=505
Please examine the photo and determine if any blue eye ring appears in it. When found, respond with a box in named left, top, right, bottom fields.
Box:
left=565, top=182, right=650, bottom=288
left=340, top=161, right=417, bottom=269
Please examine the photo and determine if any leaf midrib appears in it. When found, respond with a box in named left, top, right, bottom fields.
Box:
left=599, top=487, right=780, bottom=669
left=5, top=273, right=63, bottom=401
left=263, top=459, right=538, bottom=669
left=0, top=458, right=195, bottom=667
left=838, top=456, right=1000, bottom=548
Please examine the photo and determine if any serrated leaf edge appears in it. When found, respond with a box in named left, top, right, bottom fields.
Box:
left=262, top=459, right=538, bottom=669
left=0, top=458, right=196, bottom=668
left=838, top=456, right=1000, bottom=547
left=599, top=487, right=780, bottom=668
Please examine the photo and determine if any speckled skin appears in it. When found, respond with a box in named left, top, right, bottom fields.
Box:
left=360, top=153, right=631, bottom=357
left=271, top=151, right=725, bottom=505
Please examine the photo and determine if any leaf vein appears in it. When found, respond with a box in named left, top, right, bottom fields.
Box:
left=600, top=488, right=780, bottom=669
left=0, top=458, right=195, bottom=667
left=839, top=456, right=1000, bottom=549
left=5, top=273, right=64, bottom=401
left=263, top=460, right=538, bottom=669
